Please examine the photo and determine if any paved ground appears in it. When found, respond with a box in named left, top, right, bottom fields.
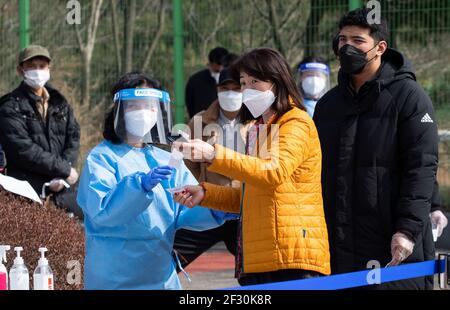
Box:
left=179, top=242, right=238, bottom=290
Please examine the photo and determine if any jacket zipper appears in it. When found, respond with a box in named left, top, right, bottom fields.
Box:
left=239, top=182, right=246, bottom=275
left=274, top=202, right=279, bottom=244
left=29, top=100, right=51, bottom=146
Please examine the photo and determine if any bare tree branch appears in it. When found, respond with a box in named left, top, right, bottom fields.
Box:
left=202, top=2, right=226, bottom=57
left=267, top=0, right=285, bottom=55
left=72, top=0, right=104, bottom=106
left=280, top=0, right=303, bottom=30
left=74, top=23, right=85, bottom=52
left=185, top=1, right=227, bottom=60
left=86, top=0, right=103, bottom=55
left=251, top=0, right=270, bottom=20
left=110, top=0, right=122, bottom=74
left=124, top=0, right=136, bottom=72
left=142, top=0, right=167, bottom=71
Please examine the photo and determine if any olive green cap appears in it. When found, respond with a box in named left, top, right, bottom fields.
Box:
left=18, top=45, right=51, bottom=65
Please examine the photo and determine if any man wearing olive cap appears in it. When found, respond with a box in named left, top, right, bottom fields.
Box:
left=0, top=45, right=82, bottom=218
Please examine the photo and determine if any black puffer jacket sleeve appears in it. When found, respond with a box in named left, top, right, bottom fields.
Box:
left=0, top=98, right=71, bottom=178
left=61, top=104, right=80, bottom=166
left=431, top=180, right=443, bottom=213
left=395, top=81, right=439, bottom=242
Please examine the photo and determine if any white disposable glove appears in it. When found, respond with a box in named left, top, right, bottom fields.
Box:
left=430, top=210, right=448, bottom=239
left=387, top=232, right=415, bottom=267
left=66, top=167, right=79, bottom=185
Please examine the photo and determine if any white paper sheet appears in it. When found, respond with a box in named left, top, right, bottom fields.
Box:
left=0, top=174, right=42, bottom=204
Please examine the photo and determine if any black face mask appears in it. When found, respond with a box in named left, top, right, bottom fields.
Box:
left=338, top=44, right=378, bottom=75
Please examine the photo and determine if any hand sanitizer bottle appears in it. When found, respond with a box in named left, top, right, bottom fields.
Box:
left=0, top=245, right=10, bottom=290
left=9, top=247, right=29, bottom=290
left=33, top=247, right=54, bottom=290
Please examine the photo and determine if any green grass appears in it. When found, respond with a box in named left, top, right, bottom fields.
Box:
left=436, top=106, right=450, bottom=129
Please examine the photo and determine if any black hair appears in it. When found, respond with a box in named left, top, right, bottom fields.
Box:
left=109, top=71, right=161, bottom=99
left=338, top=7, right=389, bottom=43
left=230, top=48, right=305, bottom=123
left=208, top=47, right=229, bottom=65
left=332, top=33, right=340, bottom=55
left=221, top=53, right=239, bottom=68
left=103, top=72, right=162, bottom=144
left=297, top=56, right=329, bottom=69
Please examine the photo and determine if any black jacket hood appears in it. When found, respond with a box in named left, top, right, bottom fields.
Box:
left=338, top=48, right=416, bottom=96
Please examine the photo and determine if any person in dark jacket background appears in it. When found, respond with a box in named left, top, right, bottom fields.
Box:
left=185, top=47, right=229, bottom=118
left=0, top=45, right=81, bottom=218
left=314, top=8, right=441, bottom=289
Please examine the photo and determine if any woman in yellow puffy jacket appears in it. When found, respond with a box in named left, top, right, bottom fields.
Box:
left=174, top=48, right=330, bottom=286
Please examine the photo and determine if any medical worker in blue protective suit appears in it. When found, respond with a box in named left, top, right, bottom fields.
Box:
left=295, top=56, right=331, bottom=118
left=77, top=72, right=237, bottom=290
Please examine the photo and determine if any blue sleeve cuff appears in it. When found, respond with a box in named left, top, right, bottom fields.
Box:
left=210, top=209, right=240, bottom=222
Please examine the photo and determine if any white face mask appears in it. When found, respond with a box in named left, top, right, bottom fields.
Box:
left=211, top=71, right=220, bottom=84
left=218, top=91, right=243, bottom=112
left=242, top=86, right=276, bottom=118
left=24, top=69, right=50, bottom=89
left=301, top=76, right=326, bottom=98
left=124, top=110, right=157, bottom=138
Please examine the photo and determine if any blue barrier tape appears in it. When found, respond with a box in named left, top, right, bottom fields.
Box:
left=221, top=259, right=446, bottom=290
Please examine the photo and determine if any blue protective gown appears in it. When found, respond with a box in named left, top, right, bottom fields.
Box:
left=77, top=140, right=227, bottom=290
left=303, top=99, right=318, bottom=118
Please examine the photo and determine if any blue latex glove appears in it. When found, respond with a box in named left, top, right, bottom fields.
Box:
left=141, top=166, right=175, bottom=192
left=211, top=209, right=240, bottom=222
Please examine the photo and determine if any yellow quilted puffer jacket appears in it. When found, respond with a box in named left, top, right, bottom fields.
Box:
left=200, top=107, right=331, bottom=275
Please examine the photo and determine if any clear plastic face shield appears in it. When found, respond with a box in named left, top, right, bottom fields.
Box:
left=296, top=62, right=331, bottom=101
left=113, top=88, right=172, bottom=145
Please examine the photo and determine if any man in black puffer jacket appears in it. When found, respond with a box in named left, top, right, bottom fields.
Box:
left=314, top=8, right=440, bottom=289
left=0, top=45, right=82, bottom=218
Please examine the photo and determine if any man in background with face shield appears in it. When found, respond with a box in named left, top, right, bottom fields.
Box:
left=173, top=68, right=252, bottom=270
left=313, top=8, right=443, bottom=290
left=0, top=45, right=81, bottom=217
left=77, top=72, right=237, bottom=289
left=296, top=56, right=330, bottom=117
